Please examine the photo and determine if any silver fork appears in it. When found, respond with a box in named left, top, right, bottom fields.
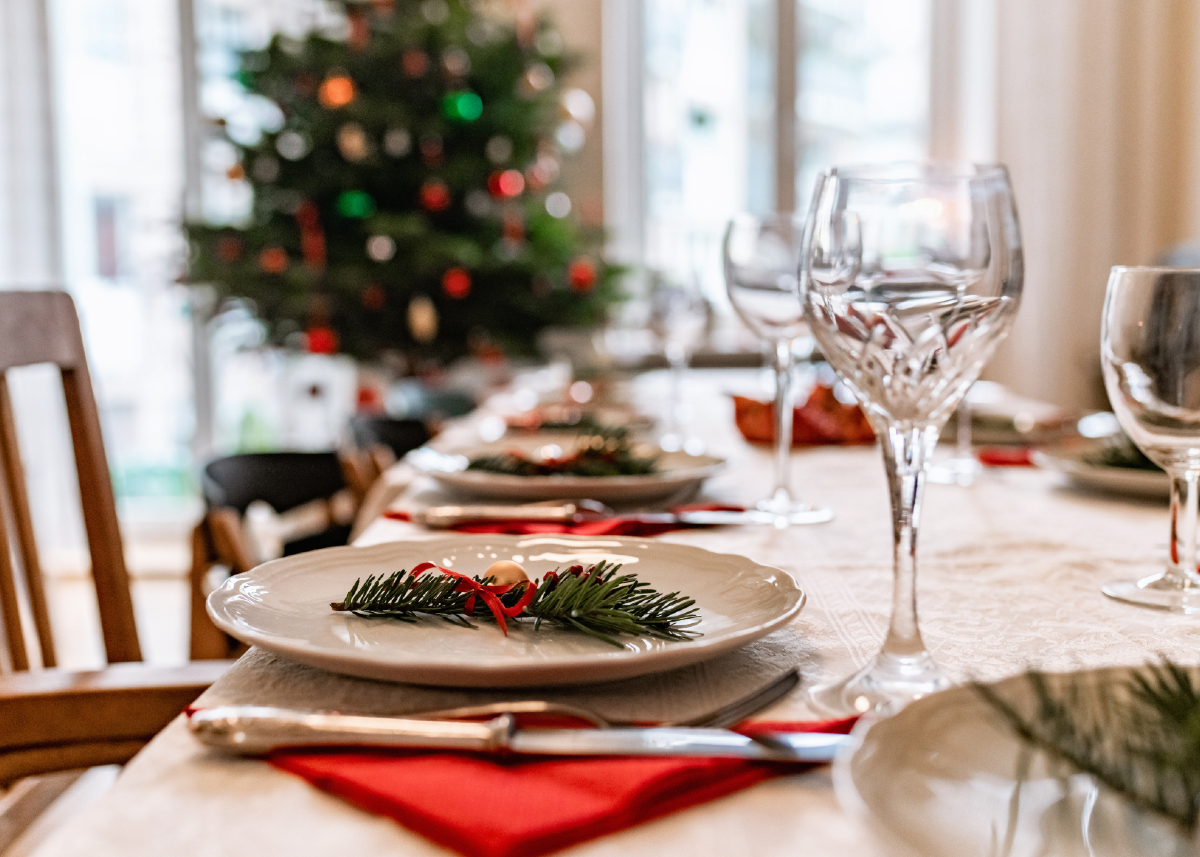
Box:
left=404, top=668, right=800, bottom=729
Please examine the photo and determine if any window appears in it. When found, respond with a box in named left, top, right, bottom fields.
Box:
left=612, top=0, right=931, bottom=303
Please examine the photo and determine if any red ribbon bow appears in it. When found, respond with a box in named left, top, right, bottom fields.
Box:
left=410, top=562, right=537, bottom=635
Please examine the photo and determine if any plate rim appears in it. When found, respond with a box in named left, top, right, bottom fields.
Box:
left=207, top=535, right=805, bottom=685
left=834, top=665, right=1195, bottom=857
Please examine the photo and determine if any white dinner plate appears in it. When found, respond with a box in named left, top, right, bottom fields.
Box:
left=407, top=436, right=725, bottom=503
left=1034, top=439, right=1168, bottom=499
left=836, top=668, right=1193, bottom=857
left=207, top=535, right=804, bottom=687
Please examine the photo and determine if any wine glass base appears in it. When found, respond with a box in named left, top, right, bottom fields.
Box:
left=1102, top=572, right=1200, bottom=614
left=753, top=497, right=835, bottom=526
left=808, top=651, right=952, bottom=717
left=927, top=456, right=981, bottom=486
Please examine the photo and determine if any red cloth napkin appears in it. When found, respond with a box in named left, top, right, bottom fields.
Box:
left=268, top=716, right=857, bottom=857
left=384, top=504, right=746, bottom=537
left=733, top=386, right=875, bottom=446
left=976, top=447, right=1035, bottom=467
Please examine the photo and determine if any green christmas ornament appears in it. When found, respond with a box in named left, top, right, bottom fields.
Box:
left=336, top=190, right=376, bottom=218
left=442, top=91, right=483, bottom=123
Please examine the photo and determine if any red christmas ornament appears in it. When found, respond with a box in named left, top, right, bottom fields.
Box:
left=348, top=11, right=371, bottom=51
left=306, top=326, right=339, bottom=354
left=215, top=235, right=243, bottom=263
left=419, top=179, right=452, bottom=212
left=568, top=258, right=597, bottom=293
left=361, top=283, right=386, bottom=311
left=259, top=246, right=289, bottom=274
left=294, top=200, right=326, bottom=271
left=401, top=48, right=430, bottom=78
left=487, top=169, right=525, bottom=198
left=442, top=267, right=472, bottom=299
left=502, top=210, right=525, bottom=243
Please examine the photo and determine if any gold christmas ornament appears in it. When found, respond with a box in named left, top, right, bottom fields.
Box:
left=407, top=295, right=438, bottom=343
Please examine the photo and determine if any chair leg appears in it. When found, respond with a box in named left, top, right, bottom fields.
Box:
left=187, top=520, right=235, bottom=661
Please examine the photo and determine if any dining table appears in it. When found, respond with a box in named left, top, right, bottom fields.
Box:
left=28, top=368, right=1200, bottom=857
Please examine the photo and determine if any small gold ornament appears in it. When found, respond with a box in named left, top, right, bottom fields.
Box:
left=482, top=561, right=529, bottom=586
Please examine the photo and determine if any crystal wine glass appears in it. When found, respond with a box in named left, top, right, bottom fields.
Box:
left=723, top=213, right=833, bottom=525
left=1101, top=266, right=1200, bottom=613
left=800, top=162, right=1024, bottom=715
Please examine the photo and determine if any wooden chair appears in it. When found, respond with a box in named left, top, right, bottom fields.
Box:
left=0, top=292, right=230, bottom=847
left=188, top=451, right=371, bottom=659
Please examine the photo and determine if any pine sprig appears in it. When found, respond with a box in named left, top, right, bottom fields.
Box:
left=331, top=560, right=702, bottom=647
left=975, top=660, right=1200, bottom=832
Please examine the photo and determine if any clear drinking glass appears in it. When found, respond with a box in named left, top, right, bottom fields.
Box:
left=723, top=213, right=834, bottom=525
left=1101, top=266, right=1200, bottom=613
left=800, top=162, right=1024, bottom=715
left=648, top=276, right=710, bottom=453
left=928, top=394, right=982, bottom=485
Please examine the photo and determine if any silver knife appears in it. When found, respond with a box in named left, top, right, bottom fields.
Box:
left=416, top=504, right=761, bottom=529
left=188, top=706, right=849, bottom=763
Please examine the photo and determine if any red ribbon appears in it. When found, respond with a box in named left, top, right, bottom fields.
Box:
left=410, top=562, right=537, bottom=635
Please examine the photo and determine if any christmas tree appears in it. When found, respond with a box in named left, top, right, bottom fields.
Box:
left=185, top=0, right=619, bottom=366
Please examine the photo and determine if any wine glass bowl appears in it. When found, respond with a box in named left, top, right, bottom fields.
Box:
left=1101, top=266, right=1200, bottom=612
left=801, top=162, right=1023, bottom=715
left=723, top=213, right=833, bottom=525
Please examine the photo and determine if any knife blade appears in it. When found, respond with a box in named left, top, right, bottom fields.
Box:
left=188, top=706, right=850, bottom=763
left=415, top=504, right=761, bottom=529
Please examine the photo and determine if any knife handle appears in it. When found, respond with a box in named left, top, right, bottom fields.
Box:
left=419, top=504, right=578, bottom=528
left=189, top=706, right=515, bottom=755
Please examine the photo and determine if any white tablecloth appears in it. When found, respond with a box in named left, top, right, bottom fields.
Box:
left=30, top=371, right=1199, bottom=857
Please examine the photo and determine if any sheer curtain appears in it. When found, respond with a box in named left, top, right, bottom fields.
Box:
left=934, top=0, right=1200, bottom=409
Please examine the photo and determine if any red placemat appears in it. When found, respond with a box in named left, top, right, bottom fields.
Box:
left=268, top=716, right=856, bottom=857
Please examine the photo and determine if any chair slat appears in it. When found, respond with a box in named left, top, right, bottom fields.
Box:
left=60, top=364, right=141, bottom=663
left=0, top=517, right=27, bottom=671
left=0, top=376, right=55, bottom=667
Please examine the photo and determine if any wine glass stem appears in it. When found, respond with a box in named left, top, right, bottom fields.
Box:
left=772, top=338, right=795, bottom=502
left=1168, top=469, right=1200, bottom=585
left=880, top=423, right=939, bottom=659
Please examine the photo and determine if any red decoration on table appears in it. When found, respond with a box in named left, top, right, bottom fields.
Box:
left=976, top=446, right=1035, bottom=467
left=384, top=504, right=745, bottom=538
left=406, top=561, right=536, bottom=635
left=268, top=716, right=857, bottom=857
left=442, top=267, right=472, bottom=299
left=733, top=385, right=874, bottom=446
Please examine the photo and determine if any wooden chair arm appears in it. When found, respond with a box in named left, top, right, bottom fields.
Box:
left=0, top=660, right=232, bottom=776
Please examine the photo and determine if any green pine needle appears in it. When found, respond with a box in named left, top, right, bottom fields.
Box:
left=331, top=560, right=702, bottom=648
left=975, top=659, right=1200, bottom=832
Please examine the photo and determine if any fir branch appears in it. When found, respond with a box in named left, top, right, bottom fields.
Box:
left=331, top=560, right=702, bottom=647
left=974, top=660, right=1200, bottom=832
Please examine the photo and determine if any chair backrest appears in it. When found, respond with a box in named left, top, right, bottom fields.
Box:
left=349, top=416, right=430, bottom=459
left=201, top=451, right=348, bottom=515
left=0, top=291, right=140, bottom=670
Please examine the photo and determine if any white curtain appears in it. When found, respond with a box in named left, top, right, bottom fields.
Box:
left=935, top=0, right=1200, bottom=409
left=0, top=0, right=61, bottom=285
